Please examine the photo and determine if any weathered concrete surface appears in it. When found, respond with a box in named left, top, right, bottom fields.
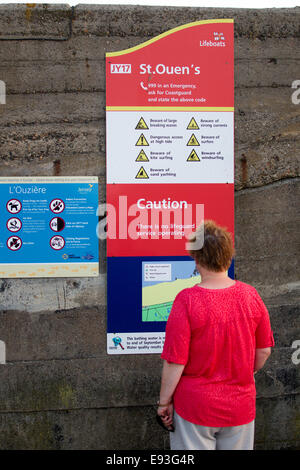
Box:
left=0, top=406, right=170, bottom=450
left=235, top=178, right=300, bottom=288
left=0, top=347, right=297, bottom=412
left=0, top=4, right=299, bottom=450
left=72, top=5, right=300, bottom=39
left=0, top=4, right=71, bottom=39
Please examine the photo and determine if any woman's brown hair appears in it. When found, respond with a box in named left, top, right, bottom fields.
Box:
left=188, top=220, right=235, bottom=272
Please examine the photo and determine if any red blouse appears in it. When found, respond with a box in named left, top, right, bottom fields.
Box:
left=161, top=280, right=275, bottom=427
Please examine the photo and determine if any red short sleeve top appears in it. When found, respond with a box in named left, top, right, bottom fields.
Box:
left=161, top=280, right=275, bottom=427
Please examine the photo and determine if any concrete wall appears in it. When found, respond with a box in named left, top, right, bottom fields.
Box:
left=0, top=4, right=299, bottom=450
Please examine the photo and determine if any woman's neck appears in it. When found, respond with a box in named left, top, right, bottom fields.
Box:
left=196, top=265, right=236, bottom=289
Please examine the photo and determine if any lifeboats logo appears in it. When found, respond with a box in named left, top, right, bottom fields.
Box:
left=200, top=32, right=226, bottom=47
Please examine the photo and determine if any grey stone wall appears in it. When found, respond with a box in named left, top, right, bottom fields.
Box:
left=0, top=4, right=299, bottom=450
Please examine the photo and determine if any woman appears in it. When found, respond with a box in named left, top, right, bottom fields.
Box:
left=157, top=220, right=275, bottom=450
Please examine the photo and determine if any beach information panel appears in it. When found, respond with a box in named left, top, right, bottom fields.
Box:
left=0, top=176, right=99, bottom=278
left=106, top=20, right=234, bottom=354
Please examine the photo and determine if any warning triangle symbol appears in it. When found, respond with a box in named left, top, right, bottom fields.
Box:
left=135, top=166, right=149, bottom=179
left=187, top=117, right=199, bottom=130
left=186, top=133, right=200, bottom=146
left=136, top=149, right=149, bottom=162
left=135, top=133, right=149, bottom=146
left=135, top=117, right=149, bottom=130
left=187, top=149, right=200, bottom=162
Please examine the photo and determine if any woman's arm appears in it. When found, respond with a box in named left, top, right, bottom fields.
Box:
left=157, top=360, right=185, bottom=428
left=158, top=290, right=191, bottom=428
left=159, top=360, right=185, bottom=404
left=254, top=347, right=271, bottom=373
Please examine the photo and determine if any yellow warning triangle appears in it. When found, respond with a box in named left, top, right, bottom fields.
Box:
left=135, top=166, right=149, bottom=179
left=186, top=133, right=200, bottom=146
left=187, top=149, right=200, bottom=162
left=187, top=117, right=199, bottom=130
left=135, top=133, right=149, bottom=146
left=136, top=149, right=149, bottom=162
left=135, top=117, right=149, bottom=130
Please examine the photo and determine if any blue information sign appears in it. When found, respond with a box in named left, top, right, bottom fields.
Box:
left=0, top=176, right=99, bottom=277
